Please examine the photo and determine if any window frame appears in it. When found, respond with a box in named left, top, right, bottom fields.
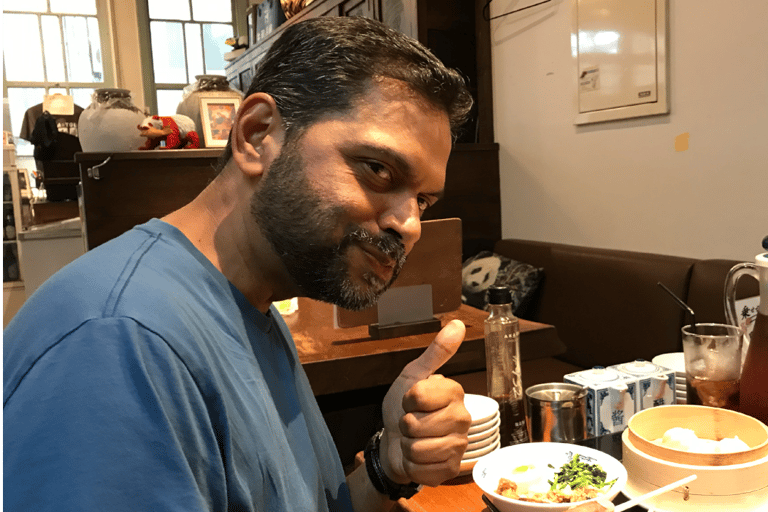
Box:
left=2, top=0, right=115, bottom=154
left=137, top=0, right=247, bottom=116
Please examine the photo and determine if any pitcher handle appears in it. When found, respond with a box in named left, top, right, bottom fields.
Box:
left=724, top=262, right=758, bottom=337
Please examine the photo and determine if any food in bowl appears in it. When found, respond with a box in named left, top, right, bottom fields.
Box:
left=473, top=443, right=627, bottom=512
left=651, top=427, right=750, bottom=453
left=495, top=454, right=617, bottom=503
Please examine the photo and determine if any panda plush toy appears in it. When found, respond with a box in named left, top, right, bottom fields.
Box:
left=461, top=251, right=543, bottom=315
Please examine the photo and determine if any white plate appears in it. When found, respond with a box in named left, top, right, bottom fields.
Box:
left=458, top=439, right=501, bottom=476
left=467, top=429, right=500, bottom=451
left=468, top=412, right=500, bottom=435
left=464, top=433, right=500, bottom=459
left=653, top=353, right=686, bottom=374
left=468, top=422, right=499, bottom=444
left=464, top=394, right=500, bottom=424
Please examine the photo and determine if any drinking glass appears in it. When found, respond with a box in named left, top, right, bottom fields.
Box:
left=682, top=323, right=743, bottom=410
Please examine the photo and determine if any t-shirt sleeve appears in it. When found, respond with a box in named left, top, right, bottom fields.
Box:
left=3, top=317, right=226, bottom=511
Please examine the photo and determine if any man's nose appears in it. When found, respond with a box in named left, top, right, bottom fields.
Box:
left=378, top=191, right=422, bottom=254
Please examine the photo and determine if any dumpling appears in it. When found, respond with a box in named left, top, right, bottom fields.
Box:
left=716, top=436, right=750, bottom=453
left=659, top=427, right=700, bottom=451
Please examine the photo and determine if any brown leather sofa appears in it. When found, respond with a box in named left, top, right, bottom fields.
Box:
left=490, top=239, right=759, bottom=389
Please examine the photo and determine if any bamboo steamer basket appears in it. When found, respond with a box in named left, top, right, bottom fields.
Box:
left=621, top=405, right=768, bottom=511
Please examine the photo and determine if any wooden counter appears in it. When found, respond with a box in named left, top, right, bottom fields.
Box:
left=76, top=149, right=221, bottom=250
left=291, top=298, right=563, bottom=396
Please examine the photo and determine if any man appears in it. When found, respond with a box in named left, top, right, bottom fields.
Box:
left=5, top=15, right=470, bottom=512
left=4, top=16, right=612, bottom=512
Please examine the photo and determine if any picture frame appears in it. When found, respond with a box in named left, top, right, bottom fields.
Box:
left=199, top=96, right=241, bottom=147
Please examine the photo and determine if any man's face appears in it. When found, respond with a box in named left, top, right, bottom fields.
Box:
left=252, top=80, right=452, bottom=310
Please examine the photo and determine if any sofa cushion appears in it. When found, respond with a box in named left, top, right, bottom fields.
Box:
left=461, top=251, right=543, bottom=314
left=493, top=240, right=698, bottom=369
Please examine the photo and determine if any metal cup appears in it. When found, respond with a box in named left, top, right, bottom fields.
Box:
left=525, top=383, right=587, bottom=442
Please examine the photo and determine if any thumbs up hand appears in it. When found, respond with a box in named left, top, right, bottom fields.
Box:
left=379, top=320, right=472, bottom=487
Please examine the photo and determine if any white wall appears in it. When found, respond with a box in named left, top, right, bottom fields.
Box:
left=490, top=0, right=767, bottom=262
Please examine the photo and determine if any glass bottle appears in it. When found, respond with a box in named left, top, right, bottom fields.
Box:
left=484, top=285, right=530, bottom=445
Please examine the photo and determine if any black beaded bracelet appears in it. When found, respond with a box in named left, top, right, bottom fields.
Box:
left=364, top=429, right=422, bottom=501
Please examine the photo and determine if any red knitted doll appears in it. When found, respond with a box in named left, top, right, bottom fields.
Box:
left=138, top=115, right=199, bottom=150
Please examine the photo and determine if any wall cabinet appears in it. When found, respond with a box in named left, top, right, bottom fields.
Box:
left=76, top=150, right=222, bottom=250
left=226, top=0, right=493, bottom=144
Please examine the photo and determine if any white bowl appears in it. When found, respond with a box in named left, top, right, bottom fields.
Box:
left=473, top=443, right=627, bottom=512
left=653, top=352, right=685, bottom=373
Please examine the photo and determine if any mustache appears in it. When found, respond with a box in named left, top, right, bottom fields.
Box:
left=340, top=227, right=407, bottom=269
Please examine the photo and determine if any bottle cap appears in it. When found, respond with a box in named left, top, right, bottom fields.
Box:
left=487, top=285, right=513, bottom=305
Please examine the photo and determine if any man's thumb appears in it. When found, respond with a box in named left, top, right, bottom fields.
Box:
left=398, top=319, right=466, bottom=383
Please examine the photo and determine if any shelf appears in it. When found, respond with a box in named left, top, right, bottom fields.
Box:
left=3, top=281, right=24, bottom=289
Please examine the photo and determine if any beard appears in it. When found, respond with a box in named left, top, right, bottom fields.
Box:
left=250, top=138, right=407, bottom=311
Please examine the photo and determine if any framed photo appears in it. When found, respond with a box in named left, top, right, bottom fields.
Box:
left=199, top=96, right=241, bottom=147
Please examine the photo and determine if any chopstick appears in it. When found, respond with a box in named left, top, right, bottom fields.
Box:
left=614, top=474, right=697, bottom=512
left=481, top=494, right=502, bottom=512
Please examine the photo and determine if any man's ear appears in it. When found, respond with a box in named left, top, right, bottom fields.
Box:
left=230, top=92, right=284, bottom=177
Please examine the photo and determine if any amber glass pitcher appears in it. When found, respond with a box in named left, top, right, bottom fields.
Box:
left=725, top=252, right=768, bottom=425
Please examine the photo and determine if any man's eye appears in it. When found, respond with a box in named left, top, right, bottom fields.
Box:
left=417, top=197, right=430, bottom=213
left=365, top=161, right=391, bottom=181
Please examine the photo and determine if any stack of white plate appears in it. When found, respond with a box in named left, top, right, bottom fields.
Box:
left=652, top=352, right=687, bottom=404
left=460, top=394, right=501, bottom=475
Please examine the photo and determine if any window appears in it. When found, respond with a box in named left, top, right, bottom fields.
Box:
left=141, top=0, right=236, bottom=116
left=3, top=0, right=111, bottom=156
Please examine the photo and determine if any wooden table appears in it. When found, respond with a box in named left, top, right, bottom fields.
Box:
left=290, top=298, right=564, bottom=395
left=392, top=432, right=645, bottom=512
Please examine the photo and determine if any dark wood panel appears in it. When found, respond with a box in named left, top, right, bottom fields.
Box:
left=422, top=143, right=500, bottom=258
left=76, top=150, right=221, bottom=250
left=77, top=144, right=499, bottom=259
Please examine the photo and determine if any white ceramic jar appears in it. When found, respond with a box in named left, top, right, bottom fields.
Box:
left=78, top=89, right=146, bottom=152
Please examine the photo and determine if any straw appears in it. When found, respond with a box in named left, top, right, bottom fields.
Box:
left=614, top=474, right=697, bottom=512
left=657, top=282, right=698, bottom=334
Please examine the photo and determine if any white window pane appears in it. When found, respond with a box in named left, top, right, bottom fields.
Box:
left=150, top=21, right=188, bottom=84
left=7, top=88, right=46, bottom=156
left=191, top=0, right=231, bottom=23
left=48, top=87, right=68, bottom=95
left=184, top=23, right=205, bottom=83
left=42, top=16, right=66, bottom=83
left=62, top=16, right=104, bottom=82
left=50, top=0, right=97, bottom=15
left=70, top=88, right=96, bottom=110
left=148, top=0, right=191, bottom=21
left=3, top=14, right=45, bottom=82
left=202, top=23, right=232, bottom=76
left=86, top=17, right=104, bottom=81
left=4, top=0, right=47, bottom=13
left=156, top=89, right=185, bottom=117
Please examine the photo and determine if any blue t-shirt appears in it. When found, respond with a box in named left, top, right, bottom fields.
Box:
left=4, top=219, right=354, bottom=512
